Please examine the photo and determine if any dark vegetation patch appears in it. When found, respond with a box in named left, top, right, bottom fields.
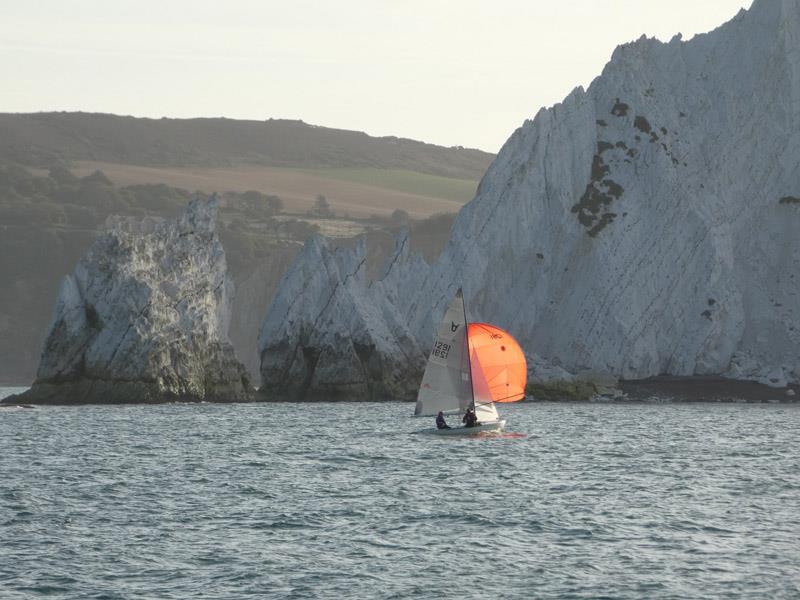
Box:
left=596, top=119, right=607, bottom=127
left=597, top=141, right=614, bottom=154
left=571, top=152, right=624, bottom=236
left=588, top=213, right=617, bottom=237
left=603, top=180, right=624, bottom=199
left=628, top=114, right=679, bottom=165
left=591, top=155, right=610, bottom=179
left=611, top=99, right=630, bottom=117
left=573, top=180, right=616, bottom=228
left=572, top=106, right=681, bottom=236
left=780, top=196, right=800, bottom=204
left=702, top=310, right=712, bottom=321
left=634, top=116, right=652, bottom=134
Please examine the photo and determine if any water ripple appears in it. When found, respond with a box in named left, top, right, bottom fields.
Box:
left=1, top=400, right=800, bottom=598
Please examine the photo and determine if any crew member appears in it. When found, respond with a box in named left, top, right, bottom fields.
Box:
left=463, top=407, right=479, bottom=428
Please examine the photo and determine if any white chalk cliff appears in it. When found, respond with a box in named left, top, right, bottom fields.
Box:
left=12, top=197, right=252, bottom=403
left=258, top=232, right=427, bottom=399
left=259, top=0, right=800, bottom=397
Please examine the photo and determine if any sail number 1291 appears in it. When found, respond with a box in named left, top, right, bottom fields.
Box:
left=432, top=341, right=451, bottom=360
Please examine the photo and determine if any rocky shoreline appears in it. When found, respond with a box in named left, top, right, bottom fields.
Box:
left=619, top=376, right=799, bottom=403
left=5, top=375, right=799, bottom=406
left=3, top=378, right=252, bottom=406
left=524, top=375, right=799, bottom=403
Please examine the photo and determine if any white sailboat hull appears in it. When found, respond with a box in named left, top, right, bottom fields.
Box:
left=420, top=419, right=506, bottom=436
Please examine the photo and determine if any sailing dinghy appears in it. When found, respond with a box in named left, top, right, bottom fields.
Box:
left=414, top=288, right=527, bottom=435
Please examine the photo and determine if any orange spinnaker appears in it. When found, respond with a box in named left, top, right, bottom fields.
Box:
left=467, top=323, right=527, bottom=403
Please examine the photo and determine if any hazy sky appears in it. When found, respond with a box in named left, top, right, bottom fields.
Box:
left=2, top=0, right=751, bottom=152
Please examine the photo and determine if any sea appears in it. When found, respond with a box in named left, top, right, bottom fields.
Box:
left=1, top=386, right=799, bottom=599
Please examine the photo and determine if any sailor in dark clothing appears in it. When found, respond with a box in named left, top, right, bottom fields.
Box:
left=462, top=407, right=479, bottom=428
left=436, top=411, right=451, bottom=429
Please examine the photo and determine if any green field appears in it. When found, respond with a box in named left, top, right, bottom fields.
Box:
left=298, top=168, right=480, bottom=203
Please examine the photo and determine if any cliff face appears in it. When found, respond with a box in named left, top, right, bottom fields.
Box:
left=258, top=0, right=800, bottom=395
left=416, top=0, right=800, bottom=387
left=10, top=198, right=251, bottom=403
left=258, top=232, right=428, bottom=400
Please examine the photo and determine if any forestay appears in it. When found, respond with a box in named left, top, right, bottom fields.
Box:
left=414, top=289, right=473, bottom=416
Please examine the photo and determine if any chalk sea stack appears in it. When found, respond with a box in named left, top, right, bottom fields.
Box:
left=259, top=0, right=800, bottom=396
left=6, top=197, right=252, bottom=404
left=258, top=231, right=427, bottom=400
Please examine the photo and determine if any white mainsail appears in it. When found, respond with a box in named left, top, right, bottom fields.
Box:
left=414, top=289, right=473, bottom=416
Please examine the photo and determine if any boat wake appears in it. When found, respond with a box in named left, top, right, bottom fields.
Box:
left=467, top=431, right=527, bottom=440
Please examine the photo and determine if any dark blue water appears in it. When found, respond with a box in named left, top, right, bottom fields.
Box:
left=2, top=392, right=799, bottom=598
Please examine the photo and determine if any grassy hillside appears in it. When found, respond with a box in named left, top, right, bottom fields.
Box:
left=0, top=112, right=493, bottom=179
left=66, top=161, right=474, bottom=219
left=0, top=113, right=484, bottom=383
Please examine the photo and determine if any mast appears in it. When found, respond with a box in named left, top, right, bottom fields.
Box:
left=462, top=287, right=477, bottom=412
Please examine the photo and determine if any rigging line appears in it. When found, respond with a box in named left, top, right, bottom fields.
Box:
left=471, top=322, right=505, bottom=337
left=497, top=393, right=525, bottom=402
left=473, top=399, right=495, bottom=407
left=485, top=369, right=509, bottom=384
left=480, top=392, right=525, bottom=404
